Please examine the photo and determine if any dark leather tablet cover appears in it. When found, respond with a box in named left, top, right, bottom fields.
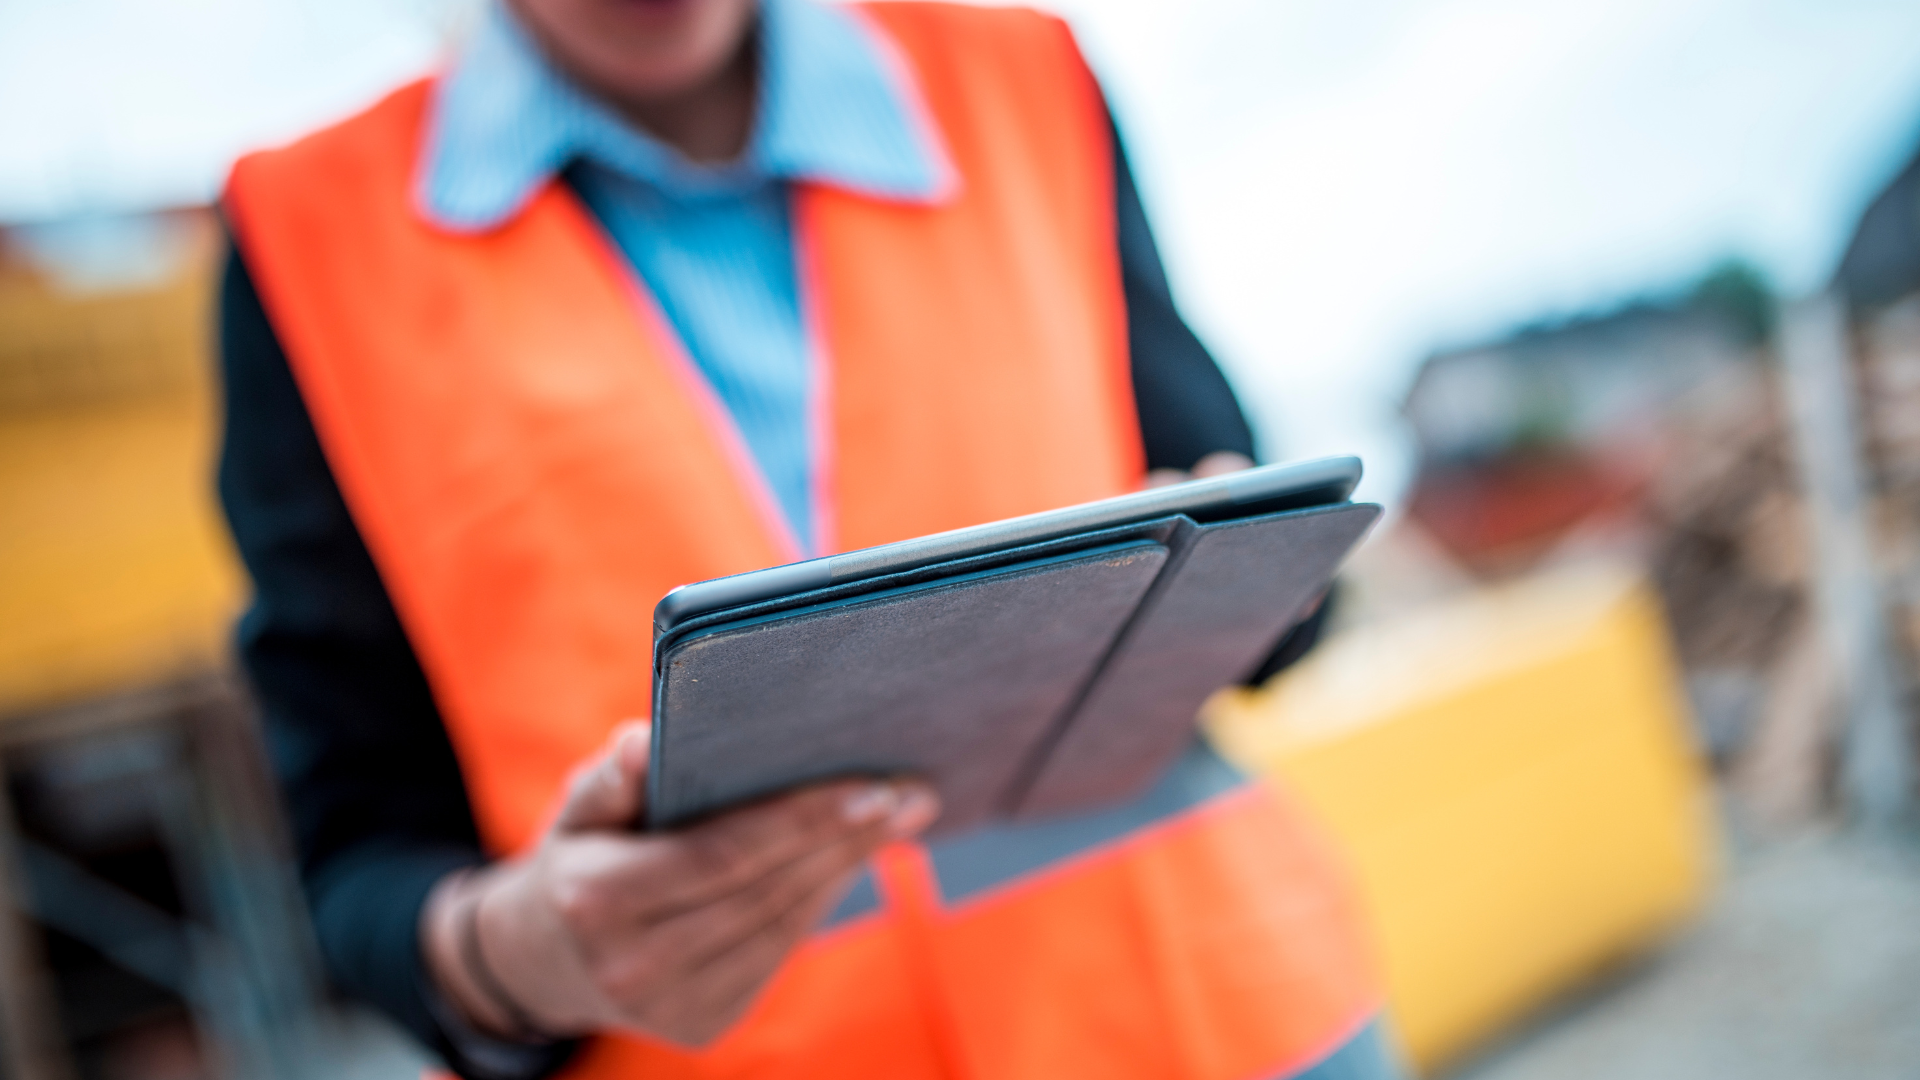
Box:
left=652, top=542, right=1169, bottom=833
left=1011, top=503, right=1381, bottom=817
left=651, top=503, right=1380, bottom=834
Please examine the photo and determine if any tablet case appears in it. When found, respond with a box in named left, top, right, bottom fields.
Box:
left=651, top=501, right=1380, bottom=834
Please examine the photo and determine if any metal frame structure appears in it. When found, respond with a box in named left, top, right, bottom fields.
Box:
left=0, top=675, right=329, bottom=1080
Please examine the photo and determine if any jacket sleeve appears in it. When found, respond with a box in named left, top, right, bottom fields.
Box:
left=1108, top=114, right=1330, bottom=675
left=217, top=245, right=578, bottom=1080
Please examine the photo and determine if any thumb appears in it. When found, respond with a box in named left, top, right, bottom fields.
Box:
left=554, top=720, right=652, bottom=832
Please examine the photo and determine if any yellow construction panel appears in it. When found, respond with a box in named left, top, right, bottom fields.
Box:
left=0, top=233, right=245, bottom=718
left=0, top=395, right=244, bottom=715
left=1209, top=564, right=1717, bottom=1074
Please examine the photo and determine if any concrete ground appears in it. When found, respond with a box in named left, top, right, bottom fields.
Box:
left=317, top=827, right=1920, bottom=1080
left=307, top=1008, right=431, bottom=1080
left=1454, top=825, right=1920, bottom=1080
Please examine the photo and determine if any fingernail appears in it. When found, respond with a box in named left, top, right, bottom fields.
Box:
left=887, top=789, right=939, bottom=837
left=842, top=783, right=899, bottom=825
left=609, top=717, right=644, bottom=747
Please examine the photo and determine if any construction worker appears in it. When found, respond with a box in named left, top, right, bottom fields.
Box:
left=219, top=0, right=1395, bottom=1077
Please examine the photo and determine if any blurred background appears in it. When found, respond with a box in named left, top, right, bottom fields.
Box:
left=3, top=0, right=1919, bottom=1077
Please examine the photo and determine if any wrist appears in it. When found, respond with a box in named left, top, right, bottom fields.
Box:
left=422, top=867, right=545, bottom=1041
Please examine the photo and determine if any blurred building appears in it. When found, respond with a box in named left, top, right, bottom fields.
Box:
left=1837, top=140, right=1920, bottom=685
left=1398, top=265, right=1808, bottom=768
left=1835, top=145, right=1920, bottom=311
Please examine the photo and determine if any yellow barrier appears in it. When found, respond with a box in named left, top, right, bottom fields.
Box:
left=0, top=399, right=242, bottom=715
left=1208, top=564, right=1717, bottom=1074
left=0, top=229, right=244, bottom=717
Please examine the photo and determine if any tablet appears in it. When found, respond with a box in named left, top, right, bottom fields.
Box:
left=653, top=455, right=1361, bottom=634
left=647, top=456, right=1377, bottom=834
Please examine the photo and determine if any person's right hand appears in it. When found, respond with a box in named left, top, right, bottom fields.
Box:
left=421, top=722, right=938, bottom=1047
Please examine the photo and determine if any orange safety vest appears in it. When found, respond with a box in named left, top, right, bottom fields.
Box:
left=226, top=4, right=1386, bottom=1078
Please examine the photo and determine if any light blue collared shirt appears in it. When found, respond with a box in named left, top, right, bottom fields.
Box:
left=418, top=0, right=951, bottom=553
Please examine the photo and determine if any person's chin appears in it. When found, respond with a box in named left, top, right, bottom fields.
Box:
left=609, top=0, right=701, bottom=14
left=599, top=0, right=727, bottom=44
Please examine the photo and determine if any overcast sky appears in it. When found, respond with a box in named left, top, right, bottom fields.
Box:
left=5, top=0, right=1919, bottom=502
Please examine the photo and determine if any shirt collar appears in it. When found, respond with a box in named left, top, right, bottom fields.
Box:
left=417, top=0, right=954, bottom=231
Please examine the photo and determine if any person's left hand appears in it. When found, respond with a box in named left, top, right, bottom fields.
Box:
left=420, top=723, right=936, bottom=1046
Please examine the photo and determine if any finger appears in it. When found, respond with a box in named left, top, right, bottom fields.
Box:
left=640, top=825, right=880, bottom=973
left=555, top=720, right=653, bottom=832
left=556, top=835, right=873, bottom=1032
left=1142, top=468, right=1189, bottom=490
left=693, top=862, right=869, bottom=1015
left=605, top=780, right=934, bottom=917
left=543, top=781, right=930, bottom=934
left=1191, top=450, right=1254, bottom=478
left=638, top=862, right=866, bottom=1046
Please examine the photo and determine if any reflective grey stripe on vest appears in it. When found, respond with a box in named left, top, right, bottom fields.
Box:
left=928, top=738, right=1247, bottom=905
left=1273, top=1021, right=1404, bottom=1080
left=820, top=865, right=884, bottom=928
left=818, top=738, right=1247, bottom=928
